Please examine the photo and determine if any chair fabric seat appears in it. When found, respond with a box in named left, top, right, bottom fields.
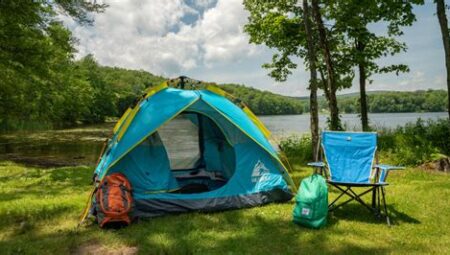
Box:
left=327, top=180, right=388, bottom=187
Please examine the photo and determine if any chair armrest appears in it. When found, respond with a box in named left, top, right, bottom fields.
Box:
left=374, top=164, right=405, bottom=171
left=307, top=162, right=326, bottom=167
left=374, top=164, right=404, bottom=183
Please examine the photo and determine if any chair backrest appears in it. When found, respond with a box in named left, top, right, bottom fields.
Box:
left=322, top=131, right=377, bottom=183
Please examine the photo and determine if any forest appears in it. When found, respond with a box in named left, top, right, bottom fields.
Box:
left=1, top=52, right=305, bottom=131
left=2, top=1, right=450, bottom=133
left=298, top=90, right=448, bottom=114
left=0, top=1, right=305, bottom=131
left=335, top=90, right=447, bottom=113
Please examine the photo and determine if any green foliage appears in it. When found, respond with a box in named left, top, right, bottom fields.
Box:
left=0, top=1, right=105, bottom=130
left=243, top=0, right=304, bottom=82
left=243, top=0, right=353, bottom=88
left=221, top=84, right=304, bottom=115
left=72, top=55, right=167, bottom=123
left=329, top=0, right=423, bottom=77
left=367, top=90, right=448, bottom=113
left=379, top=118, right=450, bottom=165
left=279, top=135, right=313, bottom=165
left=301, top=90, right=448, bottom=114
left=0, top=0, right=301, bottom=131
left=280, top=118, right=450, bottom=166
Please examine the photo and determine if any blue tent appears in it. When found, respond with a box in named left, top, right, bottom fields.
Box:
left=92, top=82, right=295, bottom=218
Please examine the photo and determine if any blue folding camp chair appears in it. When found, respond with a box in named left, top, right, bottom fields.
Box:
left=308, top=131, right=403, bottom=225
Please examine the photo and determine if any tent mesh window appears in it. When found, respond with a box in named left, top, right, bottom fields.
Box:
left=158, top=113, right=200, bottom=170
left=157, top=112, right=236, bottom=193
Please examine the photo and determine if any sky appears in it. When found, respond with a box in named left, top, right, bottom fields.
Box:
left=62, top=0, right=447, bottom=97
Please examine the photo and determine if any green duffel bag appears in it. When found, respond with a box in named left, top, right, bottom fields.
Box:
left=293, top=174, right=328, bottom=229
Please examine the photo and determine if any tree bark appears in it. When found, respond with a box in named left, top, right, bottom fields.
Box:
left=303, top=0, right=319, bottom=161
left=318, top=65, right=331, bottom=102
left=356, top=39, right=369, bottom=131
left=311, top=0, right=341, bottom=130
left=436, top=0, right=450, bottom=127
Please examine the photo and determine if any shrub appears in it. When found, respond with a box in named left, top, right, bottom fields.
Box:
left=279, top=135, right=313, bottom=165
left=378, top=119, right=449, bottom=166
left=280, top=118, right=450, bottom=167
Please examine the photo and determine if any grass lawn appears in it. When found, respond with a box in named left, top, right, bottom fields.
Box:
left=0, top=160, right=449, bottom=254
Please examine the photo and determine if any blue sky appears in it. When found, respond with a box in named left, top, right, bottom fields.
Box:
left=63, top=0, right=447, bottom=97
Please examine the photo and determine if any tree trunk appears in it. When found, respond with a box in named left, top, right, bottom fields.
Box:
left=311, top=0, right=341, bottom=130
left=303, top=0, right=319, bottom=161
left=356, top=40, right=369, bottom=131
left=318, top=65, right=331, bottom=102
left=436, top=0, right=450, bottom=127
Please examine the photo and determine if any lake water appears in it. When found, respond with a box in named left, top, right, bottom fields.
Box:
left=259, top=112, right=448, bottom=136
left=0, top=112, right=447, bottom=167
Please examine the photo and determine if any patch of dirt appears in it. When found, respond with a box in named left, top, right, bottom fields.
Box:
left=73, top=241, right=138, bottom=255
left=420, top=157, right=450, bottom=173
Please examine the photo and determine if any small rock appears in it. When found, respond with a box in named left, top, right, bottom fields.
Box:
left=420, top=157, right=450, bottom=172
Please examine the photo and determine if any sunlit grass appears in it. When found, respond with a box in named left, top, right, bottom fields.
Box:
left=0, top=161, right=449, bottom=254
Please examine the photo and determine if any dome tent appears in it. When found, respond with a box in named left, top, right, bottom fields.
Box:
left=85, top=78, right=295, bottom=219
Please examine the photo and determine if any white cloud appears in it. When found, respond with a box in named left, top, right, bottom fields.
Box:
left=64, top=0, right=258, bottom=76
left=62, top=1, right=446, bottom=97
left=398, top=71, right=425, bottom=88
left=433, top=75, right=445, bottom=87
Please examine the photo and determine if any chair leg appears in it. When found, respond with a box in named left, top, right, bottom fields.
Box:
left=377, top=186, right=381, bottom=218
left=329, top=186, right=351, bottom=211
left=330, top=185, right=376, bottom=214
left=372, top=187, right=377, bottom=209
left=380, top=186, right=391, bottom=226
left=347, top=187, right=378, bottom=214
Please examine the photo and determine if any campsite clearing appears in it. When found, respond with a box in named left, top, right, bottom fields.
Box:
left=0, top=160, right=449, bottom=254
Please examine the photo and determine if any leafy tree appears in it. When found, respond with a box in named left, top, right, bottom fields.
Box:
left=0, top=0, right=305, bottom=131
left=242, top=0, right=318, bottom=144
left=76, top=55, right=116, bottom=123
left=0, top=0, right=105, bottom=129
left=243, top=0, right=356, bottom=132
left=328, top=0, right=423, bottom=131
left=243, top=0, right=343, bottom=159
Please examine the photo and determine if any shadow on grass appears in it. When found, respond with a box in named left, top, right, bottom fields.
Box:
left=0, top=222, right=96, bottom=254
left=0, top=166, right=92, bottom=205
left=326, top=184, right=420, bottom=226
left=3, top=205, right=76, bottom=232
left=0, top=204, right=424, bottom=254
left=331, top=203, right=420, bottom=225
left=47, top=166, right=93, bottom=186
left=99, top=209, right=394, bottom=254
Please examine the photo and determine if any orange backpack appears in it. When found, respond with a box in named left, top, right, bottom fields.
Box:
left=95, top=173, right=133, bottom=228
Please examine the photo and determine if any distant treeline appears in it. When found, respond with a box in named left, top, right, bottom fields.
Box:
left=221, top=84, right=304, bottom=115
left=300, top=90, right=448, bottom=114
left=0, top=53, right=304, bottom=131
left=2, top=48, right=446, bottom=131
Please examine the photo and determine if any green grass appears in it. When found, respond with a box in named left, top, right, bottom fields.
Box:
left=0, top=161, right=449, bottom=254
